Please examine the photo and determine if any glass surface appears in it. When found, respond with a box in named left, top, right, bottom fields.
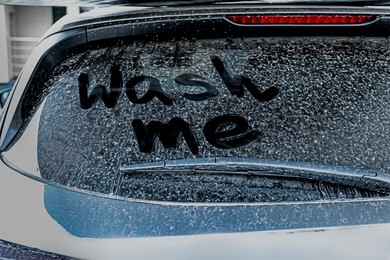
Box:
left=33, top=36, right=390, bottom=201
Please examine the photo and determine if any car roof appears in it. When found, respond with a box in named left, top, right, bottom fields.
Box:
left=42, top=6, right=150, bottom=40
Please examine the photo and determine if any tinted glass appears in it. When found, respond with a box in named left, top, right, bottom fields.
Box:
left=22, top=36, right=390, bottom=202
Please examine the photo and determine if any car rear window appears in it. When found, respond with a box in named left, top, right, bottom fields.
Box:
left=24, top=36, right=390, bottom=202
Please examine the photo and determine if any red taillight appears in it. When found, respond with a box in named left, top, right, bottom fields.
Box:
left=226, top=15, right=375, bottom=25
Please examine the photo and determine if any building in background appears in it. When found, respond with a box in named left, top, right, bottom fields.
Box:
left=0, top=5, right=85, bottom=84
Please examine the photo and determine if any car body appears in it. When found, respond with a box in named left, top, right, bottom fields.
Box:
left=2, top=2, right=390, bottom=258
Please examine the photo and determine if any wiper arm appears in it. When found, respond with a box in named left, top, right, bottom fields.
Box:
left=120, top=157, right=390, bottom=193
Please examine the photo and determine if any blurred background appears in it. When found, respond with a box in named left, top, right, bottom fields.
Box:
left=0, top=5, right=93, bottom=84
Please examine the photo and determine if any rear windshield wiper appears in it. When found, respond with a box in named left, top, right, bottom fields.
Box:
left=120, top=157, right=390, bottom=194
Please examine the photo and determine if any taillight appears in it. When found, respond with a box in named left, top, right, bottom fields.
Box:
left=226, top=15, right=375, bottom=25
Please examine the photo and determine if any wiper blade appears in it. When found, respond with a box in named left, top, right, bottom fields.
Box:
left=120, top=157, right=390, bottom=193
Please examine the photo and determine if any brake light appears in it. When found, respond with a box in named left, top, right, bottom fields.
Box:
left=226, top=15, right=374, bottom=25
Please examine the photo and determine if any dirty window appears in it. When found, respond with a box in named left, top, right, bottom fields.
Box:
left=36, top=37, right=390, bottom=202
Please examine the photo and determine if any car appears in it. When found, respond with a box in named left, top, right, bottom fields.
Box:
left=0, top=79, right=13, bottom=110
left=2, top=1, right=390, bottom=258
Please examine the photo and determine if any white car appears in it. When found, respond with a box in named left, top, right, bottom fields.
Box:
left=1, top=2, right=390, bottom=258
